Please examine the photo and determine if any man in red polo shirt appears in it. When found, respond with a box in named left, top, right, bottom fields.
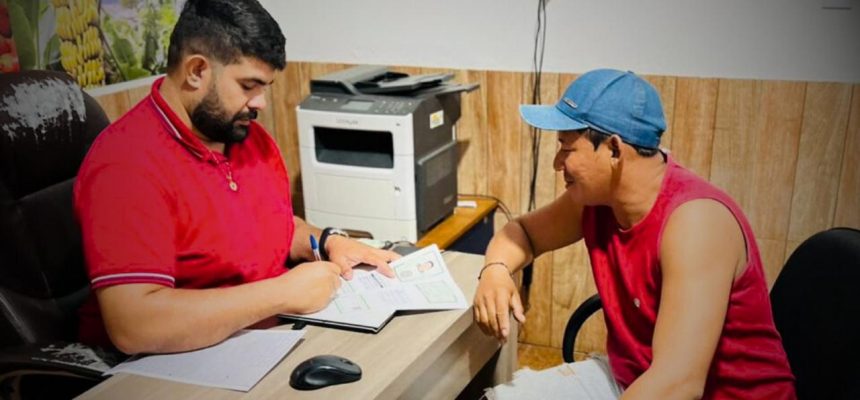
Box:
left=74, top=0, right=398, bottom=355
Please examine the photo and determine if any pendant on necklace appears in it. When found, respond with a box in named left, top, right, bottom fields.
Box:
left=229, top=181, right=238, bottom=191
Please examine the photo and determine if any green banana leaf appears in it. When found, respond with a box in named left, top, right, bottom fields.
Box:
left=42, top=33, right=58, bottom=66
left=8, top=0, right=35, bottom=69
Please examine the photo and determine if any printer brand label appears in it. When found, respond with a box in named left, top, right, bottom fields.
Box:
left=336, top=118, right=360, bottom=126
left=430, top=110, right=444, bottom=129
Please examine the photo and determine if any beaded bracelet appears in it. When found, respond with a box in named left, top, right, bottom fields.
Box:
left=478, top=261, right=514, bottom=280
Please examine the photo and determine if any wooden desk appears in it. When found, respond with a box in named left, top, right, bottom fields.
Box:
left=417, top=196, right=497, bottom=250
left=79, top=252, right=515, bottom=399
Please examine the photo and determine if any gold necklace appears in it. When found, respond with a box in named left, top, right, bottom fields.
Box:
left=209, top=150, right=238, bottom=192
left=148, top=98, right=238, bottom=192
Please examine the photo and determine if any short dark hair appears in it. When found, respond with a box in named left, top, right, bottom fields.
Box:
left=582, top=128, right=660, bottom=158
left=166, top=0, right=286, bottom=72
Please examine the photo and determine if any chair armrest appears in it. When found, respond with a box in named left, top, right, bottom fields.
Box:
left=0, top=342, right=124, bottom=398
left=562, top=293, right=602, bottom=363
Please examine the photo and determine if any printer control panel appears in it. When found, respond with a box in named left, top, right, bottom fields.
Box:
left=302, top=95, right=418, bottom=115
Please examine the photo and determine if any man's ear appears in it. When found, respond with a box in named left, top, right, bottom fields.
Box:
left=608, top=134, right=623, bottom=158
left=183, top=55, right=210, bottom=89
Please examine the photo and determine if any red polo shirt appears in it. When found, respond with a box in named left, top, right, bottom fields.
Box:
left=74, top=78, right=295, bottom=347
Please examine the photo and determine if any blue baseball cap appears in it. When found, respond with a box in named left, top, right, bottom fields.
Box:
left=519, top=69, right=666, bottom=149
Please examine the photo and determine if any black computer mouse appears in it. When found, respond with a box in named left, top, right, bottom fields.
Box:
left=289, top=354, right=362, bottom=390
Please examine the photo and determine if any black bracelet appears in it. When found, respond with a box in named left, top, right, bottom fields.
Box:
left=478, top=262, right=514, bottom=280
left=318, top=227, right=349, bottom=261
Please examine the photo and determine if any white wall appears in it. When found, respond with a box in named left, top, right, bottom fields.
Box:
left=261, top=0, right=860, bottom=83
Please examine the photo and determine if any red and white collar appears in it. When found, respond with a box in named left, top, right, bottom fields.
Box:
left=148, top=77, right=224, bottom=163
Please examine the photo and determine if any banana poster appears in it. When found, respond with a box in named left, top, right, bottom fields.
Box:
left=1, top=0, right=186, bottom=88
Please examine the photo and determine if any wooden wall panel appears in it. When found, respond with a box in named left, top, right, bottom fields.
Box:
left=523, top=253, right=554, bottom=346
left=834, top=85, right=860, bottom=228
left=519, top=72, right=560, bottom=347
left=644, top=76, right=677, bottom=147
left=309, top=63, right=352, bottom=80
left=270, top=62, right=310, bottom=214
left=669, top=78, right=718, bottom=178
left=786, top=83, right=853, bottom=253
left=453, top=69, right=489, bottom=195
left=255, top=89, right=277, bottom=138
left=126, top=85, right=150, bottom=107
left=486, top=71, right=526, bottom=214
left=711, top=80, right=806, bottom=280
left=519, top=72, right=560, bottom=213
left=550, top=241, right=596, bottom=349
left=93, top=91, right=131, bottom=122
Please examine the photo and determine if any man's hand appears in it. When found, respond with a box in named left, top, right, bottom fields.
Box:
left=325, top=236, right=400, bottom=279
left=278, top=260, right=342, bottom=314
left=473, top=263, right=526, bottom=343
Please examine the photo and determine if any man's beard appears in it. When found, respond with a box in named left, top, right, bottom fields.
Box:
left=190, top=89, right=258, bottom=144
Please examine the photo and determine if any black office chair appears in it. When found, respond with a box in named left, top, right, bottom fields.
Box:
left=561, top=227, right=860, bottom=399
left=770, top=227, right=860, bottom=399
left=0, top=70, right=122, bottom=399
left=561, top=291, right=601, bottom=363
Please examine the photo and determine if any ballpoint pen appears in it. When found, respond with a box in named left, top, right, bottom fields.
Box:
left=310, top=234, right=322, bottom=261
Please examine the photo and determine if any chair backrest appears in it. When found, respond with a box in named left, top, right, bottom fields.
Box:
left=770, top=227, right=860, bottom=399
left=0, top=70, right=109, bottom=347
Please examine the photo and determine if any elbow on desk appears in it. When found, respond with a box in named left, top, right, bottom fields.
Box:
left=107, top=332, right=148, bottom=355
left=105, top=321, right=184, bottom=355
left=106, top=326, right=161, bottom=355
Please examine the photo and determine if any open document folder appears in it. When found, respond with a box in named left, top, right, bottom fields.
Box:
left=280, top=244, right=468, bottom=332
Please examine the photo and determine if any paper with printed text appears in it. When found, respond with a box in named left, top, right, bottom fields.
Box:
left=281, top=245, right=467, bottom=331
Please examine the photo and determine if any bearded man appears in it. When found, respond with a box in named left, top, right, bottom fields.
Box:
left=74, top=0, right=397, bottom=355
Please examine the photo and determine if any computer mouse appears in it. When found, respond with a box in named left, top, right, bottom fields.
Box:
left=289, top=354, right=362, bottom=390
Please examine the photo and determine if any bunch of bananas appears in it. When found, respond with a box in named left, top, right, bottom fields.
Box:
left=53, top=0, right=105, bottom=88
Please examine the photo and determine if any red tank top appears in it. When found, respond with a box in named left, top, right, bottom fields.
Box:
left=581, top=156, right=795, bottom=399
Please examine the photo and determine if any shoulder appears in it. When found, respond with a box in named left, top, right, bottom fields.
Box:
left=664, top=199, right=739, bottom=233
left=85, top=98, right=166, bottom=163
left=77, top=99, right=180, bottom=196
left=661, top=199, right=746, bottom=276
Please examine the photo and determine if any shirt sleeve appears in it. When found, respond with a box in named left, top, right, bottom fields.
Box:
left=74, top=162, right=177, bottom=289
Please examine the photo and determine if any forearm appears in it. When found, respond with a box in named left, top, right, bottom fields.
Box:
left=484, top=219, right=536, bottom=274
left=621, top=367, right=704, bottom=400
left=290, top=216, right=322, bottom=262
left=100, top=277, right=306, bottom=354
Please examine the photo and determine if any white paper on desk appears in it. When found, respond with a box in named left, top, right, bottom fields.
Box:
left=282, top=245, right=468, bottom=330
left=104, top=329, right=304, bottom=392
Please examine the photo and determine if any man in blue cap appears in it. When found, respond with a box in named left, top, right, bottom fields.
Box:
left=474, top=69, right=796, bottom=398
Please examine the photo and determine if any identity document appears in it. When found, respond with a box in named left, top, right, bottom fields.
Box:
left=280, top=245, right=468, bottom=332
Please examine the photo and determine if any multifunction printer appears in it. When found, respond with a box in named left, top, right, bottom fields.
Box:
left=296, top=65, right=478, bottom=242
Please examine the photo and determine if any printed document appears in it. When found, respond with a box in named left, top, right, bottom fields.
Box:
left=104, top=329, right=304, bottom=392
left=281, top=244, right=467, bottom=332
